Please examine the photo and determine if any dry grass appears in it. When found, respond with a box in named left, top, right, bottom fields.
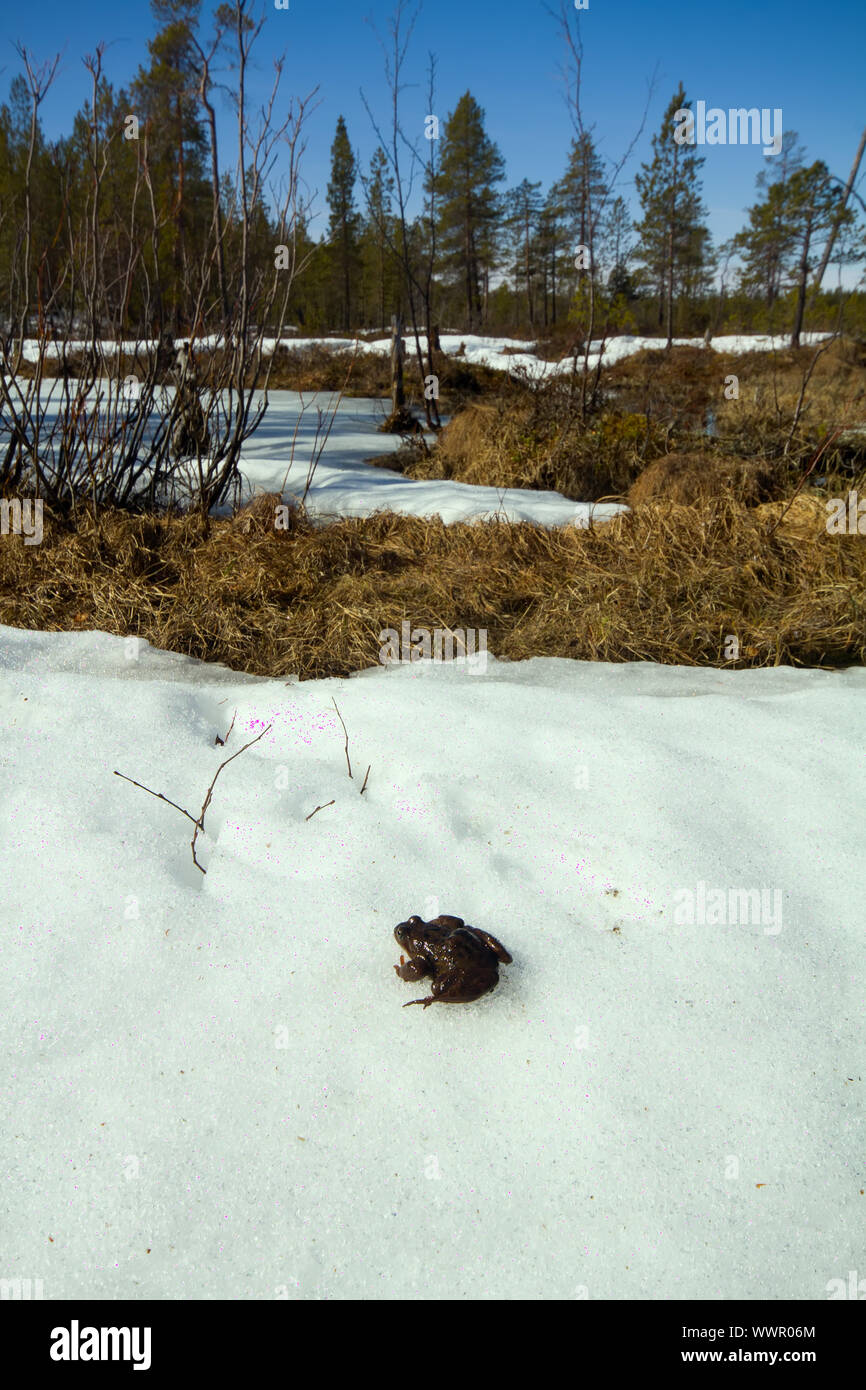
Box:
left=405, top=401, right=552, bottom=488
left=606, top=338, right=866, bottom=462
left=1, top=495, right=863, bottom=677
left=627, top=452, right=777, bottom=507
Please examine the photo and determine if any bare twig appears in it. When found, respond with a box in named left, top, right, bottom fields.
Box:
left=115, top=720, right=272, bottom=873
left=215, top=708, right=237, bottom=746
left=305, top=799, right=336, bottom=822
left=765, top=427, right=845, bottom=539
left=360, top=765, right=371, bottom=795
left=191, top=723, right=273, bottom=868
left=113, top=770, right=199, bottom=826
left=331, top=698, right=353, bottom=780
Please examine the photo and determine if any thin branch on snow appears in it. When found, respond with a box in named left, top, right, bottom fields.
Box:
left=332, top=698, right=353, bottom=780
left=114, top=721, right=272, bottom=874
left=215, top=708, right=237, bottom=746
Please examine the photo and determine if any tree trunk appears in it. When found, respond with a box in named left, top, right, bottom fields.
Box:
left=790, top=227, right=812, bottom=348
left=391, top=314, right=405, bottom=411
left=811, top=126, right=866, bottom=291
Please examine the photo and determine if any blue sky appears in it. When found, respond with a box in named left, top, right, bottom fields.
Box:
left=3, top=0, right=865, bottom=264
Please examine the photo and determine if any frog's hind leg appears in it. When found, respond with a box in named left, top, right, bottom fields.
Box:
left=403, top=994, right=436, bottom=1008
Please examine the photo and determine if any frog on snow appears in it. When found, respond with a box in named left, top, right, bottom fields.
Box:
left=393, top=914, right=513, bottom=1008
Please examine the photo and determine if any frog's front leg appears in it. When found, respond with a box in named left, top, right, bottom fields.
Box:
left=394, top=955, right=430, bottom=982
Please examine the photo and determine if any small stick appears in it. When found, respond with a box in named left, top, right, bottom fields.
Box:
left=214, top=708, right=237, bottom=747
left=113, top=771, right=199, bottom=826
left=360, top=765, right=371, bottom=795
left=115, top=721, right=272, bottom=875
left=331, top=698, right=353, bottom=780
left=191, top=723, right=272, bottom=869
left=305, top=799, right=335, bottom=821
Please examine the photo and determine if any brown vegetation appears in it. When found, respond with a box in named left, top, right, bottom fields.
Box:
left=1, top=496, right=863, bottom=679
left=626, top=453, right=777, bottom=507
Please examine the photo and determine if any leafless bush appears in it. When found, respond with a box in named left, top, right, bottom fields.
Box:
left=0, top=3, right=318, bottom=518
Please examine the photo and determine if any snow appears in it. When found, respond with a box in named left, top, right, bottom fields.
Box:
left=237, top=392, right=625, bottom=526
left=1, top=626, right=863, bottom=1299
left=15, top=329, right=831, bottom=380
left=2, top=381, right=627, bottom=528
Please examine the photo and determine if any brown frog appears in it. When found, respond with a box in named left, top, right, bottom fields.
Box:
left=393, top=914, right=513, bottom=1008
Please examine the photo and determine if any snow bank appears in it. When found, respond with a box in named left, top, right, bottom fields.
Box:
left=1, top=626, right=862, bottom=1298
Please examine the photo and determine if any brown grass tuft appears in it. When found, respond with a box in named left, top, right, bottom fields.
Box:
left=627, top=452, right=779, bottom=508
left=1, top=496, right=862, bottom=677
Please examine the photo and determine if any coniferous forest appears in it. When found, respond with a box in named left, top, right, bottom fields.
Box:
left=0, top=0, right=863, bottom=347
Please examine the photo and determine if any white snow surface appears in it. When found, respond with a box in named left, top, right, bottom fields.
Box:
left=18, top=329, right=831, bottom=378
left=236, top=392, right=625, bottom=526
left=4, top=380, right=626, bottom=528
left=1, top=625, right=863, bottom=1299
left=6, top=330, right=830, bottom=528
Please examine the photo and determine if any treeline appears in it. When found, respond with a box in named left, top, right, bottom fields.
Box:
left=311, top=81, right=865, bottom=345
left=0, top=0, right=863, bottom=347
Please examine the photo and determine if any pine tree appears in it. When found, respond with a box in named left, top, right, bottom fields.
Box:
left=359, top=147, right=397, bottom=330
left=731, top=140, right=852, bottom=343
left=730, top=133, right=804, bottom=311
left=601, top=195, right=635, bottom=288
left=131, top=0, right=210, bottom=331
left=558, top=133, right=607, bottom=260
left=783, top=162, right=852, bottom=346
left=0, top=75, right=61, bottom=332
left=504, top=178, right=542, bottom=325
left=533, top=185, right=567, bottom=326
left=326, top=115, right=360, bottom=332
left=633, top=84, right=712, bottom=344
left=431, top=92, right=505, bottom=329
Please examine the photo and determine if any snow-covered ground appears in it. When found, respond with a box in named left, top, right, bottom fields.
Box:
left=2, top=381, right=627, bottom=528
left=4, top=330, right=831, bottom=528
left=16, top=330, right=831, bottom=380
left=1, top=627, right=863, bottom=1299
left=235, top=392, right=625, bottom=526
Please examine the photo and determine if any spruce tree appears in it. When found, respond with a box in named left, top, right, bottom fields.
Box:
left=326, top=115, right=360, bottom=332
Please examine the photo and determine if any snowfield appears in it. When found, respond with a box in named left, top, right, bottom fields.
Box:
left=1, top=381, right=628, bottom=528
left=1, top=627, right=863, bottom=1299
left=16, top=329, right=832, bottom=378
left=4, top=330, right=831, bottom=528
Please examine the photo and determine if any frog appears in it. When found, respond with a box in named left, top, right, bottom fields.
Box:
left=393, top=914, right=513, bottom=1008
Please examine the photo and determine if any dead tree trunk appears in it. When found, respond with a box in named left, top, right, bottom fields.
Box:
left=391, top=314, right=405, bottom=413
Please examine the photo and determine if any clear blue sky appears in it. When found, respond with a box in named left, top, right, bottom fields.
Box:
left=3, top=0, right=865, bottom=261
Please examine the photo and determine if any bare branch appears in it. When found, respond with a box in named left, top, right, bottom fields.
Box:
left=332, top=698, right=353, bottom=780
left=115, top=721, right=272, bottom=874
